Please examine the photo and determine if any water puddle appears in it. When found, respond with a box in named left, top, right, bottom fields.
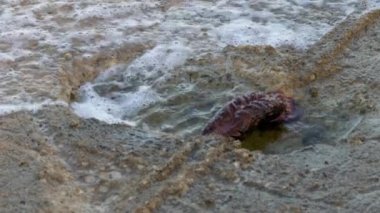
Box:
left=241, top=112, right=363, bottom=153
left=241, top=125, right=288, bottom=151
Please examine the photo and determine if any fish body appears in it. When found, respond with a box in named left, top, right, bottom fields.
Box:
left=202, top=92, right=299, bottom=138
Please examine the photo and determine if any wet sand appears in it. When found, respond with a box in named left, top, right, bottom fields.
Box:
left=1, top=5, right=380, bottom=213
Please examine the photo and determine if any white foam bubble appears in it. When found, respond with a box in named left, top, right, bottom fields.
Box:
left=0, top=100, right=68, bottom=115
left=71, top=83, right=162, bottom=125
left=125, top=42, right=191, bottom=79
left=366, top=0, right=380, bottom=10
left=217, top=18, right=333, bottom=48
left=72, top=41, right=190, bottom=124
left=208, top=0, right=368, bottom=48
left=70, top=0, right=379, bottom=125
left=2, top=0, right=379, bottom=120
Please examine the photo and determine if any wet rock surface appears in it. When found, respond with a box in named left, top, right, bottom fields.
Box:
left=1, top=6, right=380, bottom=213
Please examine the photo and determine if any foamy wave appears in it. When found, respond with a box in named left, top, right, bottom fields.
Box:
left=1, top=0, right=378, bottom=121
left=0, top=100, right=68, bottom=115
left=71, top=83, right=163, bottom=126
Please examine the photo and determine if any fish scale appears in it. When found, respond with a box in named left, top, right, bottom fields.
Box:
left=202, top=91, right=297, bottom=138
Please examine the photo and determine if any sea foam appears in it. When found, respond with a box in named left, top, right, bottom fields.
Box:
left=70, top=0, right=379, bottom=126
left=0, top=0, right=379, bottom=122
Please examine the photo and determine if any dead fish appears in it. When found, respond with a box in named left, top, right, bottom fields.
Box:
left=202, top=91, right=301, bottom=138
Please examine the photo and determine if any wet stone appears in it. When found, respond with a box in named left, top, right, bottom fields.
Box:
left=309, top=87, right=319, bottom=98
left=109, top=171, right=122, bottom=180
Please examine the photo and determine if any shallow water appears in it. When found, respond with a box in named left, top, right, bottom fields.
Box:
left=1, top=0, right=379, bottom=151
left=241, top=111, right=364, bottom=153
left=71, top=0, right=373, bottom=130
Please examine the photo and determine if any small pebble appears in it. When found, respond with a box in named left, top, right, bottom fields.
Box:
left=309, top=87, right=319, bottom=98
left=309, top=74, right=316, bottom=81
left=64, top=52, right=72, bottom=60
left=233, top=161, right=240, bottom=168
left=109, top=171, right=122, bottom=180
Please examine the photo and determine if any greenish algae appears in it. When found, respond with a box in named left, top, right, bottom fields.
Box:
left=241, top=126, right=288, bottom=151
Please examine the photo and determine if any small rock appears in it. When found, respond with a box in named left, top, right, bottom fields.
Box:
left=64, top=52, right=72, bottom=60
left=204, top=199, right=215, bottom=208
left=109, top=171, right=122, bottom=180
left=19, top=161, right=29, bottom=167
left=76, top=188, right=84, bottom=194
left=309, top=87, right=319, bottom=98
left=350, top=137, right=364, bottom=145
left=233, top=161, right=240, bottom=168
left=309, top=74, right=316, bottom=81
left=69, top=119, right=80, bottom=128
left=307, top=182, right=320, bottom=191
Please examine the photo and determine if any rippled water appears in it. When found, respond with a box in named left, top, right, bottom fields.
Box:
left=1, top=0, right=379, bottom=151
left=241, top=112, right=364, bottom=153
left=71, top=1, right=374, bottom=136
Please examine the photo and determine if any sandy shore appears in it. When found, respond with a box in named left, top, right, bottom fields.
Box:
left=1, top=7, right=380, bottom=213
